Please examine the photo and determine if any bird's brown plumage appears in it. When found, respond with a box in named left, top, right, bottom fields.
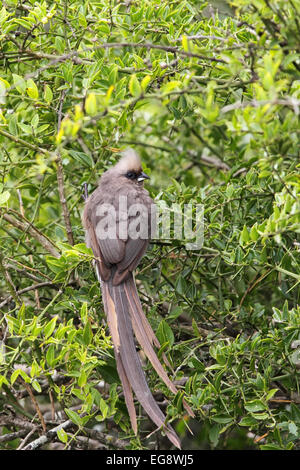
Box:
left=82, top=149, right=194, bottom=448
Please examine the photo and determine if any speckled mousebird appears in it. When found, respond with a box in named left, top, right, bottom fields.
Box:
left=82, top=149, right=194, bottom=448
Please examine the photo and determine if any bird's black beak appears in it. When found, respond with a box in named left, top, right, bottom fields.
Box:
left=137, top=171, right=150, bottom=182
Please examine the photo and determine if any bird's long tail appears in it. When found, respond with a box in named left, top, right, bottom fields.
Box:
left=100, top=272, right=193, bottom=448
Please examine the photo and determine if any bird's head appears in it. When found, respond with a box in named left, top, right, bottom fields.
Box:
left=112, top=149, right=150, bottom=185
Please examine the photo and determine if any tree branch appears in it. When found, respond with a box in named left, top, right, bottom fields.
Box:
left=0, top=211, right=60, bottom=258
left=0, top=282, right=58, bottom=309
left=0, top=129, right=48, bottom=154
left=21, top=419, right=73, bottom=450
left=56, top=90, right=75, bottom=246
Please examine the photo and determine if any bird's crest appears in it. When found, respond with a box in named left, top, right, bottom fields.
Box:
left=115, top=149, right=142, bottom=173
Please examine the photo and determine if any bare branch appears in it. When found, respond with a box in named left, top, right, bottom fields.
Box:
left=22, top=419, right=74, bottom=450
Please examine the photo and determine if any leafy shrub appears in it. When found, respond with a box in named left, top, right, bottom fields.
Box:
left=0, top=0, right=299, bottom=450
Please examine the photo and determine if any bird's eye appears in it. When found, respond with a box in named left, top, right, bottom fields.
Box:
left=126, top=171, right=137, bottom=179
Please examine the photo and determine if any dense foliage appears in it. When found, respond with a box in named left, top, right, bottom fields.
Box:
left=0, top=0, right=299, bottom=450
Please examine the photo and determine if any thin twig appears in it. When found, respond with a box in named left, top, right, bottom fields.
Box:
left=3, top=263, right=45, bottom=283
left=17, top=189, right=40, bottom=309
left=17, top=427, right=38, bottom=450
left=56, top=89, right=74, bottom=246
left=182, top=118, right=228, bottom=166
left=0, top=211, right=60, bottom=258
left=0, top=282, right=58, bottom=309
left=5, top=258, right=52, bottom=280
left=173, top=34, right=238, bottom=44
left=221, top=97, right=300, bottom=114
left=22, top=419, right=74, bottom=450
left=0, top=429, right=29, bottom=443
left=0, top=129, right=48, bottom=154
left=0, top=414, right=38, bottom=431
left=21, top=41, right=225, bottom=64
left=239, top=269, right=273, bottom=307
left=0, top=252, right=20, bottom=306
left=49, top=389, right=56, bottom=421
left=21, top=380, right=47, bottom=434
left=80, top=426, right=128, bottom=449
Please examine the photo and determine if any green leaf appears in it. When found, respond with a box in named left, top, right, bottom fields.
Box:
left=99, top=397, right=109, bottom=420
left=288, top=422, right=298, bottom=436
left=46, top=256, right=66, bottom=274
left=98, top=21, right=110, bottom=34
left=64, top=408, right=83, bottom=427
left=209, top=424, right=220, bottom=447
left=266, top=388, right=278, bottom=401
left=37, top=124, right=50, bottom=134
left=82, top=321, right=92, bottom=346
left=250, top=224, right=259, bottom=241
left=244, top=400, right=267, bottom=412
left=55, top=36, right=65, bottom=54
left=57, top=428, right=68, bottom=443
left=78, top=12, right=87, bottom=28
left=44, top=84, right=53, bottom=103
left=141, top=75, right=151, bottom=92
left=31, top=380, right=42, bottom=393
left=182, top=35, right=189, bottom=52
left=161, top=80, right=181, bottom=95
left=190, top=357, right=205, bottom=372
left=78, top=369, right=87, bottom=387
left=0, top=190, right=10, bottom=205
left=80, top=302, right=88, bottom=323
left=0, top=375, right=9, bottom=388
left=12, top=74, right=26, bottom=94
left=240, top=225, right=250, bottom=244
left=31, top=114, right=39, bottom=128
left=260, top=444, right=283, bottom=450
left=129, top=74, right=142, bottom=97
left=85, top=93, right=98, bottom=116
left=26, top=79, right=39, bottom=99
left=11, top=369, right=21, bottom=385
left=68, top=150, right=94, bottom=168
left=44, top=316, right=58, bottom=339
left=0, top=80, right=6, bottom=104
left=239, top=416, right=258, bottom=427
left=212, top=415, right=233, bottom=424
left=46, top=344, right=56, bottom=367
left=14, top=18, right=31, bottom=29
left=157, top=320, right=174, bottom=348
left=18, top=123, right=32, bottom=134
left=11, top=368, right=30, bottom=385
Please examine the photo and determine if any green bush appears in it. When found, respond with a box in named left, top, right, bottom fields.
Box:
left=0, top=0, right=299, bottom=450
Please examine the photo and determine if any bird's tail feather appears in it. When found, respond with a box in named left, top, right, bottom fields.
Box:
left=126, top=276, right=173, bottom=369
left=126, top=275, right=195, bottom=418
left=101, top=279, right=137, bottom=434
left=101, top=274, right=181, bottom=449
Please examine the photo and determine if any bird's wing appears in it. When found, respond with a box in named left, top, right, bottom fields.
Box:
left=112, top=193, right=153, bottom=283
left=92, top=195, right=150, bottom=285
left=87, top=190, right=149, bottom=277
left=83, top=215, right=111, bottom=281
left=112, top=237, right=149, bottom=285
